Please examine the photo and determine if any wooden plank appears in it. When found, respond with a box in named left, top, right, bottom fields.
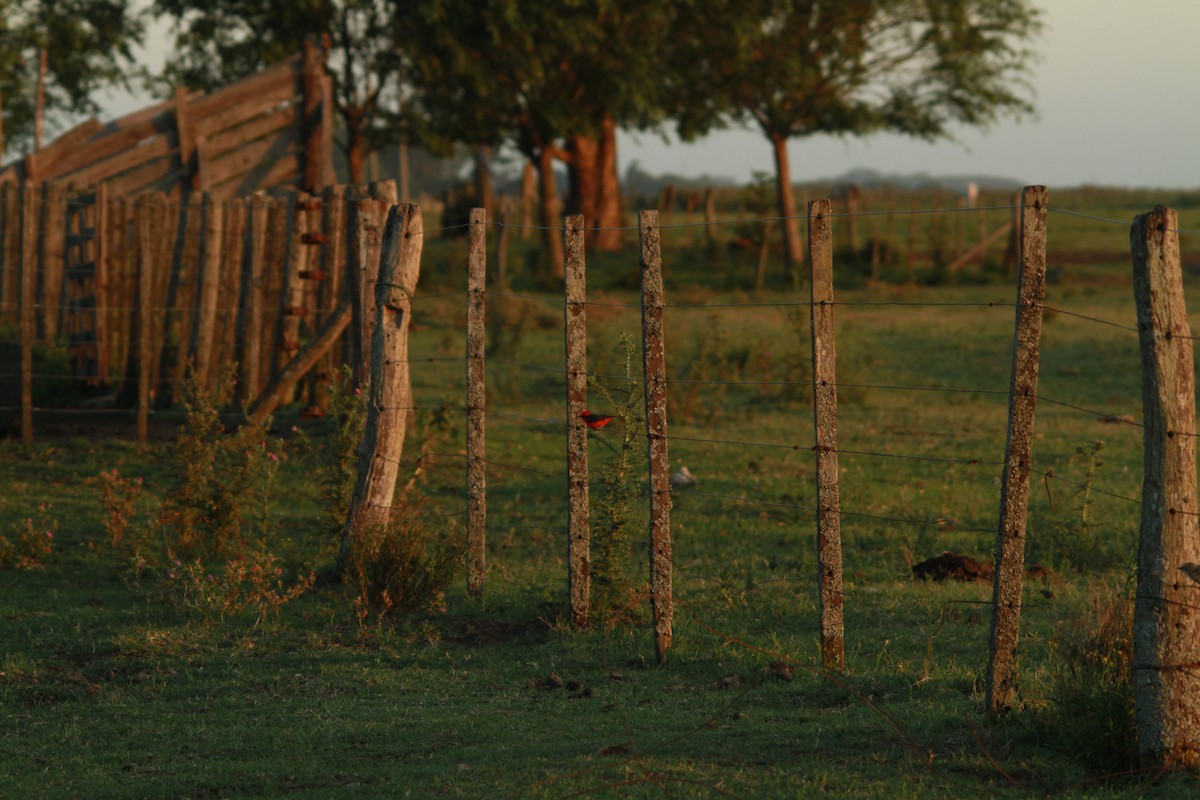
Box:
left=190, top=83, right=298, bottom=144
left=161, top=194, right=201, bottom=407
left=303, top=37, right=326, bottom=193
left=45, top=111, right=176, bottom=182
left=38, top=183, right=67, bottom=340
left=203, top=103, right=298, bottom=160
left=187, top=55, right=301, bottom=123
left=0, top=183, right=19, bottom=328
left=20, top=183, right=37, bottom=443
left=639, top=209, right=673, bottom=663
left=205, top=128, right=302, bottom=192
left=1131, top=204, right=1200, bottom=769
left=337, top=204, right=423, bottom=568
left=239, top=194, right=270, bottom=404
left=191, top=193, right=223, bottom=391
left=248, top=299, right=351, bottom=425
left=213, top=198, right=246, bottom=397
left=62, top=133, right=173, bottom=189
left=808, top=197, right=846, bottom=672
left=276, top=192, right=311, bottom=376
left=466, top=207, right=488, bottom=597
left=175, top=86, right=197, bottom=191
left=564, top=213, right=590, bottom=627
left=135, top=194, right=155, bottom=442
left=30, top=118, right=103, bottom=178
left=349, top=197, right=386, bottom=385
left=986, top=186, right=1049, bottom=714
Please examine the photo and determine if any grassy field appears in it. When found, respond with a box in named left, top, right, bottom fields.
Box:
left=4, top=189, right=1200, bottom=797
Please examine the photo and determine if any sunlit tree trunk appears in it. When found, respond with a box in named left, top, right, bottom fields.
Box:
left=771, top=133, right=804, bottom=273
left=565, top=116, right=623, bottom=251
left=538, top=146, right=564, bottom=277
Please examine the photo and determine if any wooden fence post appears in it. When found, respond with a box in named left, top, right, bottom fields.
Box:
left=808, top=198, right=845, bottom=672
left=192, top=193, right=223, bottom=391
left=564, top=213, right=590, bottom=627
left=338, top=204, right=423, bottom=567
left=238, top=194, right=269, bottom=404
left=639, top=209, right=673, bottom=662
left=1, top=183, right=19, bottom=329
left=277, top=192, right=311, bottom=376
left=20, top=182, right=36, bottom=444
left=1131, top=204, right=1200, bottom=769
left=350, top=196, right=385, bottom=387
left=134, top=195, right=155, bottom=443
left=39, top=182, right=66, bottom=341
left=986, top=185, right=1048, bottom=715
left=466, top=207, right=488, bottom=597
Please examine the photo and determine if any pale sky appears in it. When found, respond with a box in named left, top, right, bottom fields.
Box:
left=97, top=0, right=1198, bottom=190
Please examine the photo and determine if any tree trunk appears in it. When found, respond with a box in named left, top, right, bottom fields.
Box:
left=538, top=146, right=564, bottom=277
left=346, top=124, right=366, bottom=185
left=593, top=117, right=623, bottom=251
left=565, top=117, right=623, bottom=252
left=771, top=134, right=804, bottom=274
left=473, top=146, right=495, bottom=216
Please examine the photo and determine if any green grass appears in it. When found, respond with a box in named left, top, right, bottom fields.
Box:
left=5, top=192, right=1200, bottom=797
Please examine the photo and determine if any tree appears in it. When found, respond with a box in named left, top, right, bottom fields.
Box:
left=683, top=0, right=1041, bottom=275
left=406, top=0, right=679, bottom=269
left=152, top=0, right=409, bottom=183
left=0, top=0, right=146, bottom=160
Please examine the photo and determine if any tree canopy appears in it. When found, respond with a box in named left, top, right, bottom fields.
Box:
left=152, top=0, right=410, bottom=183
left=0, top=0, right=145, bottom=157
left=680, top=0, right=1042, bottom=269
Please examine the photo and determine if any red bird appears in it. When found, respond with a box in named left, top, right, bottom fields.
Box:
left=581, top=410, right=615, bottom=429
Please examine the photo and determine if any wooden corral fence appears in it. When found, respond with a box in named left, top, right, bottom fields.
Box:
left=0, top=40, right=333, bottom=200
left=1, top=177, right=402, bottom=441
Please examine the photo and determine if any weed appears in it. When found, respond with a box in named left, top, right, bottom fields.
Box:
left=164, top=550, right=315, bottom=628
left=0, top=512, right=56, bottom=570
left=1037, top=578, right=1137, bottom=773
left=163, top=367, right=284, bottom=559
left=588, top=333, right=647, bottom=623
left=1036, top=440, right=1127, bottom=571
left=295, top=368, right=367, bottom=541
left=98, top=468, right=144, bottom=547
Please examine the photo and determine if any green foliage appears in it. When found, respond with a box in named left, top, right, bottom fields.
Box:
left=152, top=0, right=412, bottom=180
left=294, top=367, right=367, bottom=541
left=1033, top=441, right=1127, bottom=572
left=164, top=551, right=315, bottom=629
left=346, top=512, right=462, bottom=627
left=1037, top=579, right=1138, bottom=773
left=0, top=0, right=146, bottom=156
left=161, top=369, right=283, bottom=560
left=587, top=333, right=646, bottom=622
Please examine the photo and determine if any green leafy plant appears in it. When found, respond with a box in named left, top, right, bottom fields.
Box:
left=588, top=333, right=647, bottom=623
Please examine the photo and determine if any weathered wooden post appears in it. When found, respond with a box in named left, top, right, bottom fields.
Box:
left=639, top=210, right=673, bottom=662
left=1131, top=205, right=1200, bottom=769
left=564, top=213, right=590, bottom=627
left=19, top=182, right=37, bottom=444
left=134, top=195, right=155, bottom=443
left=466, top=208, right=488, bottom=597
left=808, top=198, right=845, bottom=672
left=338, top=204, right=423, bottom=566
left=192, top=192, right=223, bottom=391
left=985, top=185, right=1048, bottom=715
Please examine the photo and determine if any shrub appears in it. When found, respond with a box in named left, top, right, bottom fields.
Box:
left=346, top=508, right=462, bottom=627
left=163, top=367, right=283, bottom=560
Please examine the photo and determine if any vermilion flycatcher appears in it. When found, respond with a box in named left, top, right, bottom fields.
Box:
left=581, top=410, right=615, bottom=429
